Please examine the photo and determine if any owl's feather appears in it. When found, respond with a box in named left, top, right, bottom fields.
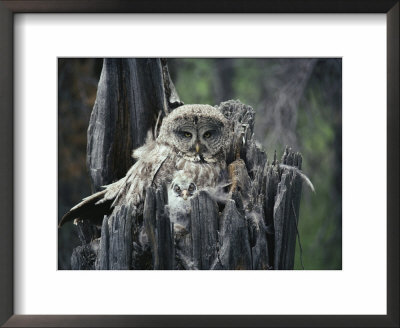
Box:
left=59, top=137, right=170, bottom=227
left=60, top=104, right=229, bottom=227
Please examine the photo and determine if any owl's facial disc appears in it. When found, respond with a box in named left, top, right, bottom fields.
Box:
left=182, top=182, right=197, bottom=200
left=172, top=182, right=196, bottom=200
left=172, top=115, right=225, bottom=161
left=172, top=125, right=196, bottom=153
left=197, top=122, right=224, bottom=158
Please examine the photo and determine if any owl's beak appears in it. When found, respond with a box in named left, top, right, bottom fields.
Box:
left=182, top=190, right=189, bottom=200
left=195, top=143, right=200, bottom=153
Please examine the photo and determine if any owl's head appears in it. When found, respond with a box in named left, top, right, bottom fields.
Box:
left=170, top=171, right=197, bottom=201
left=158, top=104, right=228, bottom=162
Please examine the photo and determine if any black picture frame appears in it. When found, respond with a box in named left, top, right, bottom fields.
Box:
left=0, top=1, right=398, bottom=327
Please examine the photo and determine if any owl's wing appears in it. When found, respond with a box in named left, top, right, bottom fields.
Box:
left=59, top=141, right=170, bottom=227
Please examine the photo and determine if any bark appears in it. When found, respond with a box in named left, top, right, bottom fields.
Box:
left=87, top=58, right=183, bottom=191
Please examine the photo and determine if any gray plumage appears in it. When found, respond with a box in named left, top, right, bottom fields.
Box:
left=166, top=170, right=198, bottom=233
left=60, top=104, right=229, bottom=227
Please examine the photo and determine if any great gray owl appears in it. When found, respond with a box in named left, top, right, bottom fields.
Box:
left=168, top=170, right=198, bottom=202
left=166, top=170, right=197, bottom=233
left=59, top=104, right=229, bottom=227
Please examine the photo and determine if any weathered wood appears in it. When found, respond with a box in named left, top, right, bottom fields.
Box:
left=173, top=210, right=194, bottom=270
left=95, top=216, right=110, bottom=269
left=273, top=149, right=303, bottom=270
left=143, top=186, right=174, bottom=270
left=71, top=220, right=99, bottom=270
left=73, top=58, right=182, bottom=270
left=216, top=199, right=252, bottom=270
left=154, top=188, right=174, bottom=270
left=70, top=60, right=305, bottom=270
left=71, top=241, right=99, bottom=270
left=75, top=219, right=99, bottom=245
left=190, top=191, right=219, bottom=270
left=160, top=58, right=183, bottom=112
left=143, top=187, right=157, bottom=267
left=87, top=58, right=182, bottom=192
left=248, top=205, right=270, bottom=270
left=218, top=100, right=255, bottom=165
left=94, top=205, right=134, bottom=270
left=264, top=158, right=280, bottom=265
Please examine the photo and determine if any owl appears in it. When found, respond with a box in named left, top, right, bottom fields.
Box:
left=59, top=104, right=229, bottom=227
left=166, top=170, right=197, bottom=233
left=168, top=170, right=198, bottom=203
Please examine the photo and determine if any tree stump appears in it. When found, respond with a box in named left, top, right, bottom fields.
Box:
left=68, top=58, right=304, bottom=270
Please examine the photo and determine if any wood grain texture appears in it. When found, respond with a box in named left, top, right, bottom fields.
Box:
left=87, top=58, right=182, bottom=192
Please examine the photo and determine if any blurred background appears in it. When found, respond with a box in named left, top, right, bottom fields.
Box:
left=58, top=58, right=342, bottom=270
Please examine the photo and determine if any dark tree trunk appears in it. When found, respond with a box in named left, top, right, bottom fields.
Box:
left=71, top=58, right=303, bottom=270
left=87, top=58, right=182, bottom=192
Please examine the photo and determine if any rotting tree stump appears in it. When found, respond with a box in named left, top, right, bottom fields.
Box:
left=68, top=58, right=303, bottom=270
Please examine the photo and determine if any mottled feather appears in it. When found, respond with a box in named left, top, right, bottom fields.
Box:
left=59, top=104, right=229, bottom=227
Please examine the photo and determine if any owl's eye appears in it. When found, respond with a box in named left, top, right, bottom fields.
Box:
left=203, top=131, right=212, bottom=139
left=174, top=185, right=181, bottom=193
left=184, top=132, right=192, bottom=138
left=188, top=183, right=196, bottom=192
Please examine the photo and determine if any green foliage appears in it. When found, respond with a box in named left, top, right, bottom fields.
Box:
left=172, top=59, right=215, bottom=104
left=232, top=59, right=263, bottom=105
left=294, top=80, right=342, bottom=270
